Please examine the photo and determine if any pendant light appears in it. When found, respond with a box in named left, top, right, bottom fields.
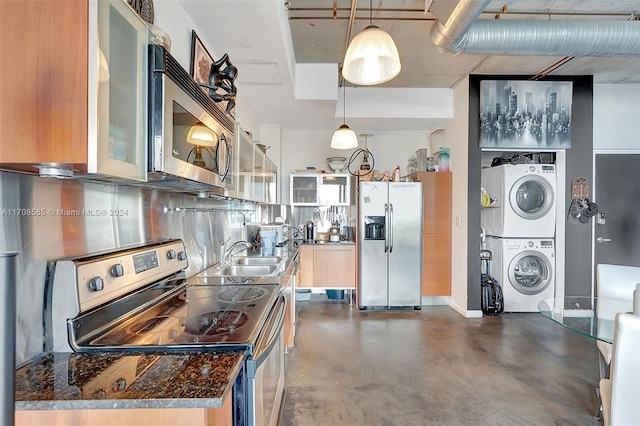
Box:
left=341, top=0, right=401, bottom=86
left=331, top=81, right=358, bottom=149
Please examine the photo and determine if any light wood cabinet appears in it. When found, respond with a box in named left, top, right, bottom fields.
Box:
left=0, top=0, right=148, bottom=180
left=297, top=244, right=356, bottom=288
left=410, top=172, right=452, bottom=296
left=298, top=245, right=314, bottom=288
left=16, top=397, right=232, bottom=426
left=313, top=245, right=356, bottom=287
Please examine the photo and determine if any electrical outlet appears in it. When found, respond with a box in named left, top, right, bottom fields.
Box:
left=455, top=217, right=461, bottom=226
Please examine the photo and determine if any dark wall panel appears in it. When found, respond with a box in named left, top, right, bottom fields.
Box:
left=467, top=75, right=594, bottom=310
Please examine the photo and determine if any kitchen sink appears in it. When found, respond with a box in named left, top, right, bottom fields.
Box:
left=211, top=264, right=279, bottom=277
left=231, top=256, right=284, bottom=266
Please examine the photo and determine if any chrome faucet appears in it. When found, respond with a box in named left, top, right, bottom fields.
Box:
left=220, top=239, right=253, bottom=264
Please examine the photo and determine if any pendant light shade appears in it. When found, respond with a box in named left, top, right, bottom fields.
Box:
left=331, top=83, right=358, bottom=149
left=342, top=25, right=401, bottom=86
left=331, top=124, right=358, bottom=149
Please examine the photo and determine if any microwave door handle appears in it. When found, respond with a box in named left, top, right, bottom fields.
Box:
left=389, top=203, right=394, bottom=253
left=222, top=140, right=231, bottom=181
left=384, top=203, right=389, bottom=253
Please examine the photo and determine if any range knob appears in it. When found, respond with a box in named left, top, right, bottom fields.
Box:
left=88, top=276, right=104, bottom=292
left=167, top=249, right=176, bottom=260
left=110, top=264, right=124, bottom=277
left=112, top=378, right=126, bottom=392
left=177, top=251, right=187, bottom=261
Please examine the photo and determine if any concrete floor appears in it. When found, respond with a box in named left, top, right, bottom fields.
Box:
left=283, top=296, right=601, bottom=426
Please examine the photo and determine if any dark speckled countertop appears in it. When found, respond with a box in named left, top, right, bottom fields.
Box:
left=15, top=350, right=244, bottom=411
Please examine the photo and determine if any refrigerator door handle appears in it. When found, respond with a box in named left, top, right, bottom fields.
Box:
left=389, top=203, right=394, bottom=253
left=384, top=203, right=389, bottom=253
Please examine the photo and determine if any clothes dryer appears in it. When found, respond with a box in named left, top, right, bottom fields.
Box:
left=481, top=164, right=556, bottom=238
left=485, top=237, right=555, bottom=312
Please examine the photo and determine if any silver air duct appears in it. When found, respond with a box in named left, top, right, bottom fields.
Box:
left=432, top=0, right=640, bottom=57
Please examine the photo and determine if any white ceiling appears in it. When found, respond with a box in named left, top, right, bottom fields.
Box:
left=179, top=0, right=640, bottom=132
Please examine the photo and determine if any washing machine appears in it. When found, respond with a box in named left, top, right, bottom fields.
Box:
left=481, top=164, right=556, bottom=238
left=485, top=237, right=555, bottom=312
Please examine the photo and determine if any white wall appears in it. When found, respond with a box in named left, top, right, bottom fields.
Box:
left=280, top=130, right=435, bottom=204
left=154, top=2, right=260, bottom=139
left=442, top=77, right=475, bottom=316
left=594, top=84, right=640, bottom=150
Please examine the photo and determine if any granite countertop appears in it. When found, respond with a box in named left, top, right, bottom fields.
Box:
left=15, top=350, right=244, bottom=411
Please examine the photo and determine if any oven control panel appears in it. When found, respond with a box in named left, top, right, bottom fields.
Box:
left=70, top=240, right=188, bottom=313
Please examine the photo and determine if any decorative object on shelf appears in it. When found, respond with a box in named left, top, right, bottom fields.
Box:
left=341, top=0, right=401, bottom=86
left=189, top=31, right=238, bottom=115
left=148, top=24, right=171, bottom=52
left=185, top=124, right=217, bottom=168
left=127, top=0, right=154, bottom=24
left=190, top=30, right=215, bottom=87
left=331, top=81, right=358, bottom=149
left=327, top=156, right=347, bottom=172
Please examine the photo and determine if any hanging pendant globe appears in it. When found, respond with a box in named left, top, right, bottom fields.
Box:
left=342, top=25, right=401, bottom=86
left=331, top=124, right=359, bottom=149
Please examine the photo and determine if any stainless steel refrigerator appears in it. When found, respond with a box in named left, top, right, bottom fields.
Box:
left=358, top=181, right=423, bottom=309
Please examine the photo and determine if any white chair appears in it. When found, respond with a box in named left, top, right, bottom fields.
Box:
left=599, top=312, right=640, bottom=426
left=596, top=264, right=640, bottom=378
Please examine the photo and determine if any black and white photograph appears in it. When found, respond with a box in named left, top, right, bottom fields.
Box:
left=480, top=80, right=573, bottom=149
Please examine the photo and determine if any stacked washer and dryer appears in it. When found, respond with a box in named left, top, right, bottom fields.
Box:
left=481, top=164, right=556, bottom=312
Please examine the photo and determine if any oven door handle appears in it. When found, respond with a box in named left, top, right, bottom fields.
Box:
left=252, top=295, right=286, bottom=365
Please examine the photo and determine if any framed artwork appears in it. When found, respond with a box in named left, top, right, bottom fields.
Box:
left=190, top=30, right=213, bottom=87
left=479, top=80, right=573, bottom=150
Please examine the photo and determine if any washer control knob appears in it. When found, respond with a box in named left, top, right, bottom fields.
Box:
left=527, top=241, right=534, bottom=248
left=167, top=249, right=176, bottom=260
left=177, top=251, right=187, bottom=261
left=110, top=264, right=124, bottom=277
left=88, top=276, right=104, bottom=292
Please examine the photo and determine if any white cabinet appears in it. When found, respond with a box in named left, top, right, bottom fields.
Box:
left=230, top=125, right=277, bottom=203
left=290, top=173, right=352, bottom=206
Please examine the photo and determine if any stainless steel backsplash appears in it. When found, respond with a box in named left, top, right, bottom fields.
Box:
left=0, top=171, right=287, bottom=365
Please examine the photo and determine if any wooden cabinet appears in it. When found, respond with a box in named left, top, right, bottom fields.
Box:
left=16, top=398, right=232, bottom=426
left=297, top=244, right=355, bottom=288
left=313, top=245, right=356, bottom=287
left=0, top=0, right=148, bottom=179
left=410, top=172, right=452, bottom=296
left=298, top=245, right=314, bottom=288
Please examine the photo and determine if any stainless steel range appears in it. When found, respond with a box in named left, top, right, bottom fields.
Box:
left=48, top=239, right=286, bottom=426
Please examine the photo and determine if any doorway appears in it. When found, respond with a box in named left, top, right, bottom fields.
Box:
left=593, top=153, right=640, bottom=267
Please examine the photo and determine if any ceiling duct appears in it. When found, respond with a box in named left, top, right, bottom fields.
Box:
left=431, top=0, right=640, bottom=57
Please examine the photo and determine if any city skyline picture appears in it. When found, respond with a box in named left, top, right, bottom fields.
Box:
left=479, top=80, right=573, bottom=150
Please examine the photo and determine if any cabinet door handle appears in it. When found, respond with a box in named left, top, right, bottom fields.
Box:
left=596, top=236, right=612, bottom=243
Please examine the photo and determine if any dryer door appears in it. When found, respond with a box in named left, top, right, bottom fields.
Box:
left=507, top=250, right=553, bottom=295
left=509, top=175, right=554, bottom=220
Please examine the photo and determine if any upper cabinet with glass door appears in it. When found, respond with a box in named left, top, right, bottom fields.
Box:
left=0, top=0, right=147, bottom=180
left=290, top=173, right=352, bottom=206
left=229, top=125, right=278, bottom=203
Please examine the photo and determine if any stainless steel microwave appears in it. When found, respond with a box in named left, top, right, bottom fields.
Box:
left=148, top=45, right=233, bottom=192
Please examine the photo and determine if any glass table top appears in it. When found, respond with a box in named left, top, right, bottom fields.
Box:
left=538, top=296, right=634, bottom=344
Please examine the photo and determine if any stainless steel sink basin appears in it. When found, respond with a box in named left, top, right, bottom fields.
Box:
left=231, top=256, right=284, bottom=266
left=212, top=264, right=279, bottom=277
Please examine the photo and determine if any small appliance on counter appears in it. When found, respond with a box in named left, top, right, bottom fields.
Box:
left=305, top=221, right=315, bottom=244
left=328, top=222, right=341, bottom=243
left=261, top=223, right=287, bottom=245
